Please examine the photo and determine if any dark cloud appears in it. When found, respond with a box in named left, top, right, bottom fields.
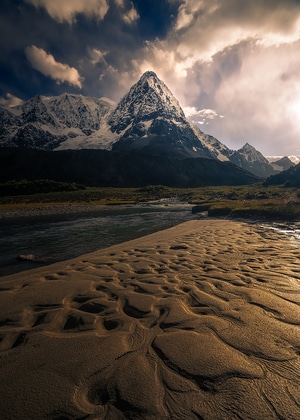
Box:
left=134, top=0, right=179, bottom=39
left=1, top=0, right=300, bottom=154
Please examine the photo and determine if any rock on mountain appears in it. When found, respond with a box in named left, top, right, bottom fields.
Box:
left=229, top=143, right=276, bottom=178
left=0, top=71, right=231, bottom=160
left=0, top=94, right=117, bottom=150
left=266, top=156, right=296, bottom=172
left=109, top=71, right=230, bottom=160
left=0, top=71, right=277, bottom=178
left=269, top=156, right=295, bottom=172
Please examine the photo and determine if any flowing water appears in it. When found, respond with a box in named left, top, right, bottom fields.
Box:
left=1, top=202, right=299, bottom=277
left=0, top=203, right=196, bottom=276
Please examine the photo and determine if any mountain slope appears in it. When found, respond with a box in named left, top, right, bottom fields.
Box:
left=229, top=143, right=276, bottom=178
left=264, top=163, right=300, bottom=187
left=0, top=72, right=231, bottom=160
left=267, top=156, right=295, bottom=172
left=0, top=94, right=117, bottom=150
left=110, top=71, right=229, bottom=159
left=0, top=147, right=260, bottom=187
left=0, top=71, right=276, bottom=179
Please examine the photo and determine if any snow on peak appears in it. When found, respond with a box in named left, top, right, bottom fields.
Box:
left=109, top=71, right=186, bottom=134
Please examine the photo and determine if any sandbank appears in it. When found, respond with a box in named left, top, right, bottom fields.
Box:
left=0, top=220, right=299, bottom=419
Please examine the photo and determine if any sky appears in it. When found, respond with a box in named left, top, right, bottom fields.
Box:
left=1, top=0, right=300, bottom=156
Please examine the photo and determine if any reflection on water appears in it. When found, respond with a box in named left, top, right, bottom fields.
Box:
left=263, top=222, right=300, bottom=242
left=0, top=204, right=195, bottom=276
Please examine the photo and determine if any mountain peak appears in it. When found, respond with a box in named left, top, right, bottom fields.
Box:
left=109, top=69, right=186, bottom=134
left=242, top=142, right=253, bottom=150
left=139, top=70, right=158, bottom=80
left=230, top=141, right=276, bottom=177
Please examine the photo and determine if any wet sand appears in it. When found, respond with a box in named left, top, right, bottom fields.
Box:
left=0, top=220, right=299, bottom=419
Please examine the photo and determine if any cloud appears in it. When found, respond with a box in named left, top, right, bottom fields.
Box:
left=25, top=45, right=83, bottom=88
left=114, top=0, right=139, bottom=25
left=129, top=0, right=300, bottom=154
left=168, top=0, right=300, bottom=69
left=123, top=2, right=139, bottom=25
left=213, top=40, right=300, bottom=153
left=183, top=106, right=223, bottom=125
left=0, top=93, right=24, bottom=107
left=114, top=0, right=125, bottom=6
left=24, top=0, right=109, bottom=24
left=88, top=47, right=107, bottom=65
left=183, top=107, right=219, bottom=119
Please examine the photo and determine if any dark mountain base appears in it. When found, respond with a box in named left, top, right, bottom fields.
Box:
left=264, top=163, right=300, bottom=187
left=0, top=148, right=260, bottom=188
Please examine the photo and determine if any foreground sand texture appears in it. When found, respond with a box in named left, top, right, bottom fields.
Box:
left=0, top=220, right=300, bottom=419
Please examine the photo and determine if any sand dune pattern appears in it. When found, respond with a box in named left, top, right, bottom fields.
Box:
left=0, top=220, right=300, bottom=419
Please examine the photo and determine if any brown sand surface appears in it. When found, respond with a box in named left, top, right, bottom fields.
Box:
left=0, top=219, right=299, bottom=419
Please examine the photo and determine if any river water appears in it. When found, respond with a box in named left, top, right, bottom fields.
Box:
left=1, top=202, right=299, bottom=277
left=0, top=203, right=197, bottom=276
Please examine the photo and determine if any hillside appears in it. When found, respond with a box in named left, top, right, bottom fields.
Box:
left=0, top=148, right=260, bottom=188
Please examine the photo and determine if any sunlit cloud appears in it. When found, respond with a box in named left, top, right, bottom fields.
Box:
left=0, top=93, right=24, bottom=107
left=114, top=0, right=125, bottom=7
left=129, top=0, right=300, bottom=154
left=212, top=41, right=300, bottom=153
left=123, top=2, right=139, bottom=25
left=183, top=106, right=223, bottom=125
left=88, top=48, right=107, bottom=65
left=25, top=45, right=83, bottom=88
left=24, top=0, right=109, bottom=24
left=114, top=0, right=139, bottom=25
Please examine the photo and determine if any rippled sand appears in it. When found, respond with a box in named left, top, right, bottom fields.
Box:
left=0, top=220, right=299, bottom=419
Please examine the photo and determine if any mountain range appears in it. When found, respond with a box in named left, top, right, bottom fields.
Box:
left=0, top=71, right=295, bottom=185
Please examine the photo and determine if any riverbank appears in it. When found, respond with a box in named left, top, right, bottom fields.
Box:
left=0, top=219, right=299, bottom=418
left=0, top=202, right=117, bottom=219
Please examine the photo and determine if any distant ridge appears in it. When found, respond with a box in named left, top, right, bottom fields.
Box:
left=264, top=162, right=300, bottom=187
left=0, top=147, right=260, bottom=187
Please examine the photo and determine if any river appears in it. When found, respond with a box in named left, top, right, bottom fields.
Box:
left=0, top=203, right=196, bottom=276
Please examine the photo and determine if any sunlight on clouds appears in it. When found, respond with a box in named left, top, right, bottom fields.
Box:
left=123, top=3, right=139, bottom=25
left=183, top=107, right=218, bottom=119
left=25, top=0, right=109, bottom=23
left=183, top=106, right=222, bottom=126
left=88, top=48, right=107, bottom=65
left=114, top=0, right=125, bottom=7
left=213, top=43, right=300, bottom=152
left=175, top=0, right=219, bottom=31
left=114, top=0, right=139, bottom=25
left=175, top=8, right=193, bottom=31
left=130, top=0, right=300, bottom=154
left=25, top=46, right=83, bottom=88
left=0, top=93, right=24, bottom=107
left=287, top=84, right=300, bottom=121
left=172, top=0, right=300, bottom=63
left=257, top=24, right=300, bottom=47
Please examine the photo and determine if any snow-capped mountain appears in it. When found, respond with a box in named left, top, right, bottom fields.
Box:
left=109, top=71, right=229, bottom=159
left=229, top=143, right=276, bottom=178
left=267, top=155, right=298, bottom=168
left=0, top=71, right=278, bottom=178
left=0, top=94, right=117, bottom=150
left=266, top=156, right=295, bottom=172
left=0, top=71, right=230, bottom=160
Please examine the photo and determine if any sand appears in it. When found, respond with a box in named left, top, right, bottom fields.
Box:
left=0, top=219, right=299, bottom=419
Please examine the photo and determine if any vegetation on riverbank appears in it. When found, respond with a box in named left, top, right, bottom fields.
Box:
left=0, top=180, right=300, bottom=220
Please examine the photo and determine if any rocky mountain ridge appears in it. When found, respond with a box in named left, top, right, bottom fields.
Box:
left=230, top=143, right=276, bottom=178
left=0, top=71, right=285, bottom=178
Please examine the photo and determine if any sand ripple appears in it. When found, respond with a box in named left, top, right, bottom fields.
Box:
left=0, top=220, right=299, bottom=419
